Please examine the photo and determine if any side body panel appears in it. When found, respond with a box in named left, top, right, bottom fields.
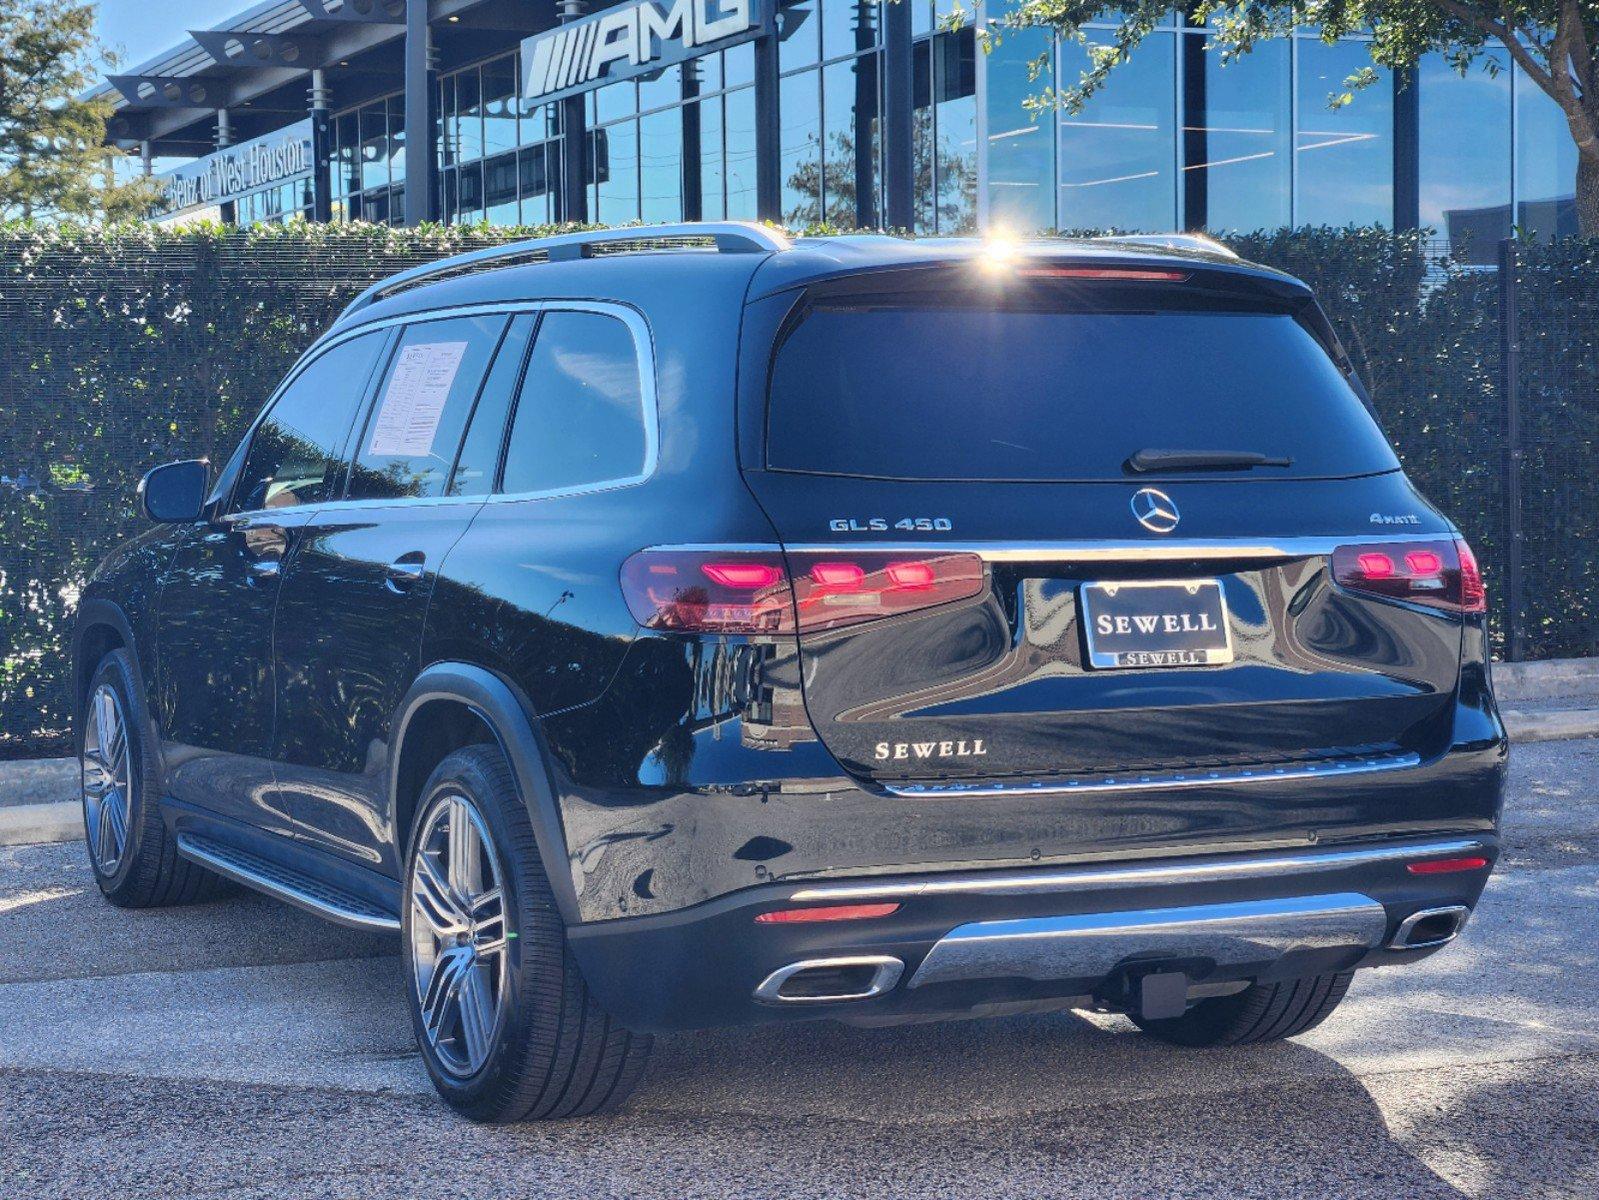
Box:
left=270, top=500, right=485, bottom=871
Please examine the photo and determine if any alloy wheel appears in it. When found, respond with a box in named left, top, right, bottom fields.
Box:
left=408, top=791, right=510, bottom=1078
left=81, top=683, right=131, bottom=875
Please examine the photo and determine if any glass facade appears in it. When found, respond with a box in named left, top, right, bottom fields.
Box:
left=294, top=4, right=1586, bottom=244
left=982, top=16, right=1577, bottom=250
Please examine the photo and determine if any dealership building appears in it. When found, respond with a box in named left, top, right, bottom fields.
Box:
left=96, top=0, right=1579, bottom=249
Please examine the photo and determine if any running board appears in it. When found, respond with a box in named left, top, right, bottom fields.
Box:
left=176, top=832, right=402, bottom=932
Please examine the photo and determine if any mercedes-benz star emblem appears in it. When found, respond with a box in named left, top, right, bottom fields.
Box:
left=1131, top=487, right=1180, bottom=534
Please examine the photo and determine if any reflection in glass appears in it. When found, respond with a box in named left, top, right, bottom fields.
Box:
left=822, top=0, right=878, bottom=63
left=933, top=28, right=977, bottom=232
left=1515, top=65, right=1579, bottom=238
left=697, top=97, right=726, bottom=219
left=1418, top=50, right=1510, bottom=255
left=484, top=151, right=519, bottom=225
left=482, top=56, right=520, bottom=156
left=725, top=87, right=758, bottom=218
left=594, top=119, right=640, bottom=221
left=1189, top=32, right=1290, bottom=231
left=1294, top=39, right=1390, bottom=227
left=640, top=108, right=684, bottom=222
left=387, top=94, right=407, bottom=184
left=360, top=103, right=389, bottom=193
left=822, top=55, right=881, bottom=226
left=455, top=69, right=483, bottom=164
left=780, top=70, right=823, bottom=224
left=780, top=0, right=820, bottom=71
left=985, top=26, right=1055, bottom=234
left=1058, top=31, right=1176, bottom=232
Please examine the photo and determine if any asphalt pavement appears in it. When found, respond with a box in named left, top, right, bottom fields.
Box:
left=3, top=739, right=1598, bottom=1199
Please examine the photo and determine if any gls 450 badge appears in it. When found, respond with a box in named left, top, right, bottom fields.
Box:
left=829, top=517, right=954, bottom=533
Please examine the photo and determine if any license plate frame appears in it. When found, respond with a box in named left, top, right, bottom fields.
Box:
left=1080, top=579, right=1234, bottom=670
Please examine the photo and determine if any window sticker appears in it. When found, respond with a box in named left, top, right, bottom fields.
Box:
left=368, top=341, right=469, bottom=457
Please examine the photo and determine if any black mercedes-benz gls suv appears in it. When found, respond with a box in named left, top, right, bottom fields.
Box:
left=74, top=224, right=1506, bottom=1121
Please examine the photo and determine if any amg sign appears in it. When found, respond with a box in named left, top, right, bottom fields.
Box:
left=520, top=0, right=765, bottom=105
left=159, top=123, right=313, bottom=214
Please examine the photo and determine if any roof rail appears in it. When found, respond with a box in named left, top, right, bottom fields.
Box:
left=1092, top=232, right=1239, bottom=260
left=340, top=221, right=791, bottom=319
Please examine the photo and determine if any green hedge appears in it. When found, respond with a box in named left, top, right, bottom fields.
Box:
left=0, top=221, right=1595, bottom=758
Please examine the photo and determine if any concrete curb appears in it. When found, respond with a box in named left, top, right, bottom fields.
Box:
left=0, top=801, right=81, bottom=847
left=1503, top=708, right=1599, bottom=744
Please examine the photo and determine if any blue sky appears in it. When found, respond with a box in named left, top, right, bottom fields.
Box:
left=97, top=0, right=237, bottom=70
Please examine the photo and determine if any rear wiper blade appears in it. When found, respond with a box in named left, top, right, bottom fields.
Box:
left=1125, top=448, right=1295, bottom=474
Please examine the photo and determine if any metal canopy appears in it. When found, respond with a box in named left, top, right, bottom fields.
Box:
left=188, top=29, right=325, bottom=73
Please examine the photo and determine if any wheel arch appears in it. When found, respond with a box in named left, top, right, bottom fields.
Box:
left=72, top=599, right=141, bottom=732
left=389, top=663, right=580, bottom=925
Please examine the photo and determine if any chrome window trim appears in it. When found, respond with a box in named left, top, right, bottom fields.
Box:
left=221, top=298, right=659, bottom=522
left=783, top=836, right=1489, bottom=903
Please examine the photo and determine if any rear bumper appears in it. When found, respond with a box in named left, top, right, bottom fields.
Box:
left=567, top=832, right=1497, bottom=1033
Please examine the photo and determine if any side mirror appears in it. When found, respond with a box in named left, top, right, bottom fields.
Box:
left=138, top=459, right=210, bottom=523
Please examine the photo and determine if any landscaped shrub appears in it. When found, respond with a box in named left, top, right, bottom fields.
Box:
left=0, top=221, right=1595, bottom=758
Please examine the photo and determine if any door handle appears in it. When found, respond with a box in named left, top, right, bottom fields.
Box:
left=386, top=552, right=427, bottom=592
left=246, top=557, right=281, bottom=579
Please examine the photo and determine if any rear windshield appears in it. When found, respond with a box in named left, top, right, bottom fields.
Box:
left=765, top=305, right=1400, bottom=481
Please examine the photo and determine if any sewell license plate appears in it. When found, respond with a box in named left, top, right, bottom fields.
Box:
left=1080, top=579, right=1234, bottom=669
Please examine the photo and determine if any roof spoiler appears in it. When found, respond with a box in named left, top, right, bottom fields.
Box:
left=339, top=221, right=791, bottom=320
left=1092, top=233, right=1240, bottom=260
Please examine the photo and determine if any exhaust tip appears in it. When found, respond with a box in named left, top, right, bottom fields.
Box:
left=754, top=956, right=904, bottom=1003
left=1389, top=905, right=1470, bottom=950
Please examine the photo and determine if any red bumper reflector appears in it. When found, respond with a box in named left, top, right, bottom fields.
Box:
left=1406, top=856, right=1489, bottom=875
left=754, top=903, right=901, bottom=924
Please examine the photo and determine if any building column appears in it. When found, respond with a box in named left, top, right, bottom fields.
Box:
left=682, top=61, right=704, bottom=220
left=139, top=140, right=153, bottom=177
left=309, top=68, right=333, bottom=222
left=1393, top=66, right=1420, bottom=233
left=403, top=0, right=439, bottom=226
left=754, top=28, right=781, bottom=221
left=880, top=0, right=913, bottom=230
left=558, top=0, right=590, bottom=223
left=215, top=110, right=236, bottom=224
left=1180, top=23, right=1207, bottom=230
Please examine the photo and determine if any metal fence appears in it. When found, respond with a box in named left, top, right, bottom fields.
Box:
left=0, top=226, right=1595, bottom=760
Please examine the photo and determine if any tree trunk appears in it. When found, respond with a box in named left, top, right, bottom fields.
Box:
left=1579, top=152, right=1599, bottom=238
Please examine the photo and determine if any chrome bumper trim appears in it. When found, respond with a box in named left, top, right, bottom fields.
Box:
left=786, top=837, right=1488, bottom=904
left=907, top=893, right=1388, bottom=990
left=884, top=750, right=1423, bottom=800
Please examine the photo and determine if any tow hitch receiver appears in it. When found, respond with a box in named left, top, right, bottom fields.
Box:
left=1137, top=970, right=1190, bottom=1021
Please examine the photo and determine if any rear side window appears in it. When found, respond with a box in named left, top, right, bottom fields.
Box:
left=500, top=310, right=650, bottom=495
left=234, top=332, right=385, bottom=512
left=766, top=305, right=1400, bottom=482
left=347, top=314, right=508, bottom=501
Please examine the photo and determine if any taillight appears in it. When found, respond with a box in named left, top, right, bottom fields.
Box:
left=1331, top=538, right=1486, bottom=614
left=619, top=548, right=986, bottom=634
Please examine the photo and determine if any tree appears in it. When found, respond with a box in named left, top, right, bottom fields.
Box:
left=0, top=0, right=161, bottom=221
left=992, top=0, right=1599, bottom=234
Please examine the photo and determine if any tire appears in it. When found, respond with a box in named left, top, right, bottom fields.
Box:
left=79, top=649, right=226, bottom=907
left=1131, top=970, right=1356, bottom=1047
left=402, top=743, right=652, bottom=1122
